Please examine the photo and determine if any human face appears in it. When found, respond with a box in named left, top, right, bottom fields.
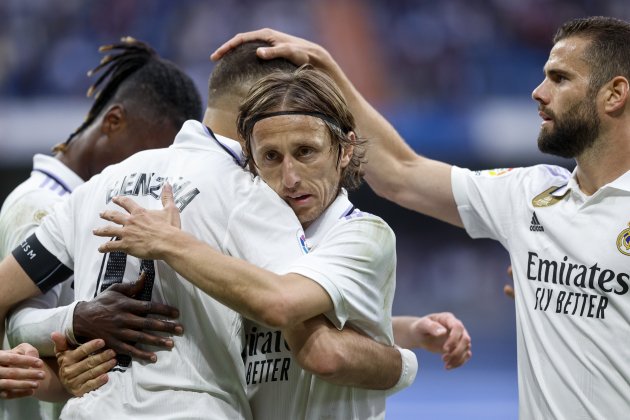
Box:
left=250, top=114, right=352, bottom=228
left=532, top=37, right=601, bottom=158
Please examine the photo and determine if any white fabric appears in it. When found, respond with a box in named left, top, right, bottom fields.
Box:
left=452, top=164, right=630, bottom=420
left=0, top=154, right=82, bottom=420
left=31, top=121, right=307, bottom=420
left=245, top=191, right=400, bottom=420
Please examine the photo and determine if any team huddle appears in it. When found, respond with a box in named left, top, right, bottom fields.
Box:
left=1, top=15, right=630, bottom=420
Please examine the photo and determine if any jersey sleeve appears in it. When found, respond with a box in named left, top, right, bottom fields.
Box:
left=0, top=190, right=58, bottom=259
left=34, top=188, right=78, bottom=270
left=285, top=216, right=396, bottom=344
left=6, top=283, right=79, bottom=356
left=451, top=166, right=527, bottom=245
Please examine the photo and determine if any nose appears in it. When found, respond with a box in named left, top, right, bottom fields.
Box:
left=281, top=158, right=300, bottom=190
left=532, top=79, right=548, bottom=105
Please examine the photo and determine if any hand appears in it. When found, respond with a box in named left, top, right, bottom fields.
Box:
left=93, top=183, right=181, bottom=259
left=504, top=265, right=515, bottom=299
left=393, top=313, right=472, bottom=370
left=210, top=28, right=334, bottom=71
left=73, top=272, right=183, bottom=362
left=0, top=343, right=45, bottom=399
left=52, top=332, right=116, bottom=397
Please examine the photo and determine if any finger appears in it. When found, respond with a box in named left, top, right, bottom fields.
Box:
left=93, top=225, right=124, bottom=240
left=74, top=373, right=109, bottom=397
left=256, top=44, right=304, bottom=65
left=13, top=343, right=39, bottom=359
left=446, top=348, right=473, bottom=370
left=111, top=195, right=143, bottom=214
left=0, top=352, right=43, bottom=369
left=108, top=272, right=147, bottom=298
left=51, top=331, right=69, bottom=354
left=99, top=209, right=129, bottom=226
left=1, top=388, right=36, bottom=399
left=134, top=300, right=180, bottom=320
left=0, top=377, right=41, bottom=391
left=62, top=349, right=116, bottom=381
left=114, top=342, right=157, bottom=363
left=504, top=284, right=515, bottom=299
left=96, top=236, right=126, bottom=253
left=161, top=183, right=174, bottom=208
left=210, top=30, right=272, bottom=61
left=507, top=265, right=513, bottom=278
left=63, top=339, right=107, bottom=365
left=108, top=326, right=175, bottom=349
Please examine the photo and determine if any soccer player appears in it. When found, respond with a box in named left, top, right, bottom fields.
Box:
left=0, top=37, right=201, bottom=419
left=93, top=65, right=467, bottom=419
left=0, top=42, right=470, bottom=419
left=213, top=17, right=630, bottom=420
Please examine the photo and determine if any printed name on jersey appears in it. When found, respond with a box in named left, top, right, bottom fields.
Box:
left=527, top=251, right=630, bottom=320
left=473, top=168, right=514, bottom=177
left=529, top=212, right=544, bottom=232
left=243, top=326, right=292, bottom=385
left=105, top=172, right=200, bottom=212
left=532, top=185, right=569, bottom=207
left=297, top=229, right=310, bottom=254
left=616, top=222, right=630, bottom=256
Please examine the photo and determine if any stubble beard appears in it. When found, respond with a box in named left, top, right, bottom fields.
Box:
left=537, top=97, right=600, bottom=159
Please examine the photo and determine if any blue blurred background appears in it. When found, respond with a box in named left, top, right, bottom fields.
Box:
left=2, top=1, right=629, bottom=418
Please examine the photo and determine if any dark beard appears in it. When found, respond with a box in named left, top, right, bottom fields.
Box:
left=537, top=99, right=600, bottom=158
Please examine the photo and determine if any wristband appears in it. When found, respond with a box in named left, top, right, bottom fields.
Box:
left=386, top=346, right=418, bottom=396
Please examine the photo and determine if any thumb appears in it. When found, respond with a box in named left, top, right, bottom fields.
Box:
left=51, top=332, right=69, bottom=354
left=416, top=318, right=448, bottom=337
left=108, top=271, right=146, bottom=298
left=161, top=182, right=175, bottom=209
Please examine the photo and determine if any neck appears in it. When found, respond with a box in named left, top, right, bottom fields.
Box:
left=55, top=138, right=89, bottom=181
left=575, top=126, right=630, bottom=195
left=202, top=106, right=239, bottom=141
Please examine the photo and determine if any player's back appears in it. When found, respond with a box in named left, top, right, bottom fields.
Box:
left=35, top=120, right=305, bottom=419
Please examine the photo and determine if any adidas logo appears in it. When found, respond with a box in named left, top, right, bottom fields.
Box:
left=530, top=212, right=544, bottom=232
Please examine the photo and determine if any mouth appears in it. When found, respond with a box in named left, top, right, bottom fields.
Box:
left=538, top=109, right=553, bottom=122
left=286, top=193, right=312, bottom=206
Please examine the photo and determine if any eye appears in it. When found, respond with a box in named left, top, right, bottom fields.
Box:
left=297, top=147, right=314, bottom=158
left=263, top=150, right=279, bottom=162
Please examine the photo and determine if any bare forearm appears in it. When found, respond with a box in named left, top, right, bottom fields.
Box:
left=284, top=316, right=400, bottom=389
left=159, top=230, right=330, bottom=329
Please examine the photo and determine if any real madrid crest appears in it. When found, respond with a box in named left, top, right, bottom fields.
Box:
left=616, top=223, right=630, bottom=256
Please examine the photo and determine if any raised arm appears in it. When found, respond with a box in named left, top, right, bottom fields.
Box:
left=211, top=29, right=462, bottom=226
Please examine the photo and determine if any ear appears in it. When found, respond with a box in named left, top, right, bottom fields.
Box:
left=603, top=76, right=629, bottom=114
left=338, top=131, right=356, bottom=169
left=100, top=104, right=127, bottom=135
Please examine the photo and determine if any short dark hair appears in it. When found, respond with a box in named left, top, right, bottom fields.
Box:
left=207, top=41, right=297, bottom=105
left=554, top=16, right=630, bottom=93
left=65, top=37, right=202, bottom=145
left=237, top=65, right=366, bottom=191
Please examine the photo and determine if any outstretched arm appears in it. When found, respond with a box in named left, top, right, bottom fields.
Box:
left=211, top=29, right=462, bottom=226
left=393, top=313, right=472, bottom=369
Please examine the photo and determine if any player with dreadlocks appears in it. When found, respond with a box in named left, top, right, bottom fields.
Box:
left=0, top=37, right=202, bottom=420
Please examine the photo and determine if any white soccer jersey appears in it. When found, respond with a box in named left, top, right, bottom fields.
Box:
left=452, top=164, right=630, bottom=420
left=0, top=154, right=82, bottom=420
left=245, top=191, right=398, bottom=420
left=18, top=121, right=307, bottom=420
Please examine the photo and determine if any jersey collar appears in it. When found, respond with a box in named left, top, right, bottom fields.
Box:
left=32, top=154, right=84, bottom=193
left=304, top=189, right=356, bottom=248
